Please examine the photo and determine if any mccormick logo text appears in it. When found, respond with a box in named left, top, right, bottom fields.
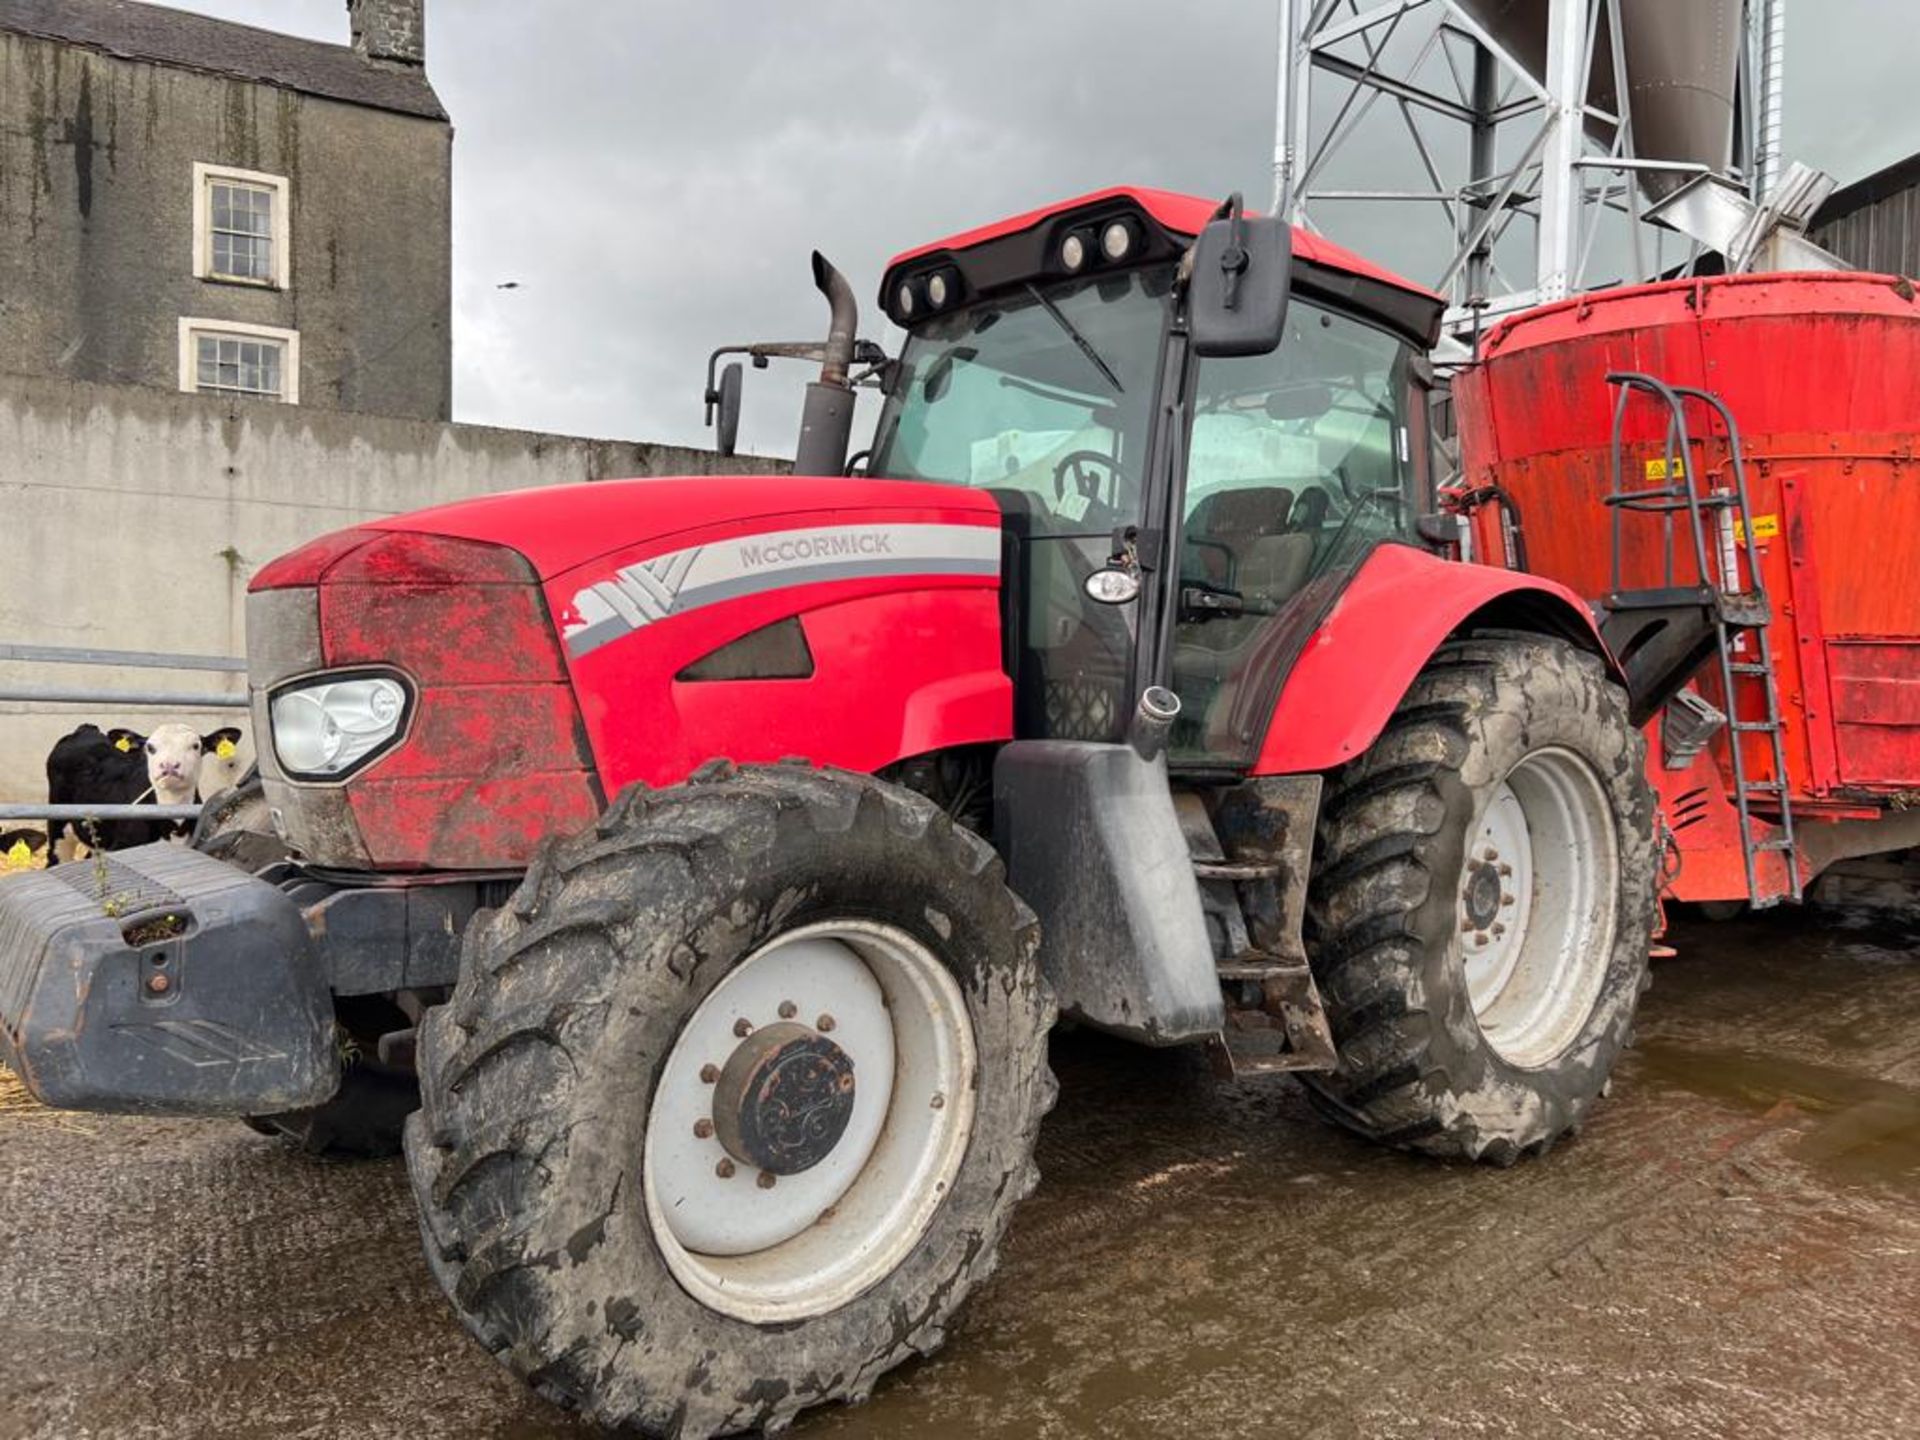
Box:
left=738, top=532, right=895, bottom=567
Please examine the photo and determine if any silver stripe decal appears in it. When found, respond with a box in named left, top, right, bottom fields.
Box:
left=563, top=522, right=1000, bottom=658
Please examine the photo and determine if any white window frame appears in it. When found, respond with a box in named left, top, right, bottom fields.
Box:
left=178, top=318, right=301, bottom=404
left=192, top=162, right=291, bottom=289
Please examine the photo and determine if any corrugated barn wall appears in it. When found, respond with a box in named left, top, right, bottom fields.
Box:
left=1812, top=155, right=1920, bottom=277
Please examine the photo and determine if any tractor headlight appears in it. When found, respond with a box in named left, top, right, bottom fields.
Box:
left=270, top=673, right=410, bottom=779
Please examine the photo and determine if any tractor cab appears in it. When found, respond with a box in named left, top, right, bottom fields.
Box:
left=866, top=188, right=1447, bottom=769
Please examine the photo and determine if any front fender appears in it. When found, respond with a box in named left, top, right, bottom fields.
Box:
left=1253, top=544, right=1616, bottom=775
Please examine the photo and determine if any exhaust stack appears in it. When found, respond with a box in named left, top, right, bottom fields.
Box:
left=793, top=251, right=858, bottom=476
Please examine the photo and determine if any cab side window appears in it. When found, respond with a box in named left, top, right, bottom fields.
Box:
left=1183, top=298, right=1416, bottom=608
left=1171, top=299, right=1419, bottom=764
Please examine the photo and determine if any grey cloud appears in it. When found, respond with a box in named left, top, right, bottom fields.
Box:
left=172, top=1, right=1913, bottom=458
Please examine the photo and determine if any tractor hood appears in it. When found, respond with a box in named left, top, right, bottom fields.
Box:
left=363, top=473, right=996, bottom=581
left=244, top=469, right=1012, bottom=872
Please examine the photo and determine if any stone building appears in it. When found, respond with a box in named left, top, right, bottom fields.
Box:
left=0, top=0, right=452, bottom=420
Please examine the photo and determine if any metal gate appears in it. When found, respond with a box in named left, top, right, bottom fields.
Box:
left=0, top=642, right=248, bottom=835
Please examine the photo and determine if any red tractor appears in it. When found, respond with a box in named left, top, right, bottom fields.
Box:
left=0, top=188, right=1661, bottom=1435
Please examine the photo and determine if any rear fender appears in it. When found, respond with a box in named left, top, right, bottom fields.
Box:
left=1253, top=544, right=1616, bottom=774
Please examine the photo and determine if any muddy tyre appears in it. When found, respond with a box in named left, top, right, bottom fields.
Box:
left=404, top=761, right=1054, bottom=1437
left=1302, top=634, right=1656, bottom=1163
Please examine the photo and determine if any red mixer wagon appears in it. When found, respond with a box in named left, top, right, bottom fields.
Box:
left=1453, top=268, right=1920, bottom=909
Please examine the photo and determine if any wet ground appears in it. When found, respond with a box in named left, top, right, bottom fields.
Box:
left=3, top=906, right=1917, bottom=1440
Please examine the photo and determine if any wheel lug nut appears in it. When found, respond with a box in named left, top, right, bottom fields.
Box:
left=1460, top=916, right=1476, bottom=932
left=929, top=1092, right=945, bottom=1110
left=757, top=1171, right=777, bottom=1190
left=733, top=1017, right=753, bottom=1038
left=1474, top=931, right=1489, bottom=945
left=817, top=1014, right=836, bottom=1033
left=1501, top=893, right=1516, bottom=906
left=1498, top=863, right=1512, bottom=877
left=715, top=1158, right=736, bottom=1179
left=1482, top=848, right=1499, bottom=863
left=699, top=1063, right=719, bottom=1084
left=777, top=1000, right=797, bottom=1019
left=693, top=1118, right=714, bottom=1140
left=1491, top=924, right=1506, bottom=938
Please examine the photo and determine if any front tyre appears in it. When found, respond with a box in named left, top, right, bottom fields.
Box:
left=405, top=762, right=1054, bottom=1437
left=1303, top=635, right=1656, bottom=1164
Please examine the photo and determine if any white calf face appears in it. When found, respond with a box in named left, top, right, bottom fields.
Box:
left=144, top=723, right=204, bottom=800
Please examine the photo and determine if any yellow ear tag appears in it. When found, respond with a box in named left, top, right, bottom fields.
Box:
left=115, top=736, right=134, bottom=752
left=216, top=738, right=237, bottom=759
left=5, top=839, right=30, bottom=868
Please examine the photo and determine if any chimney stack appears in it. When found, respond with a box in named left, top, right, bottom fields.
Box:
left=347, top=0, right=424, bottom=67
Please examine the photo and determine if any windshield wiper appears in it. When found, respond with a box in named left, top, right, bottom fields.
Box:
left=1024, top=283, right=1123, bottom=395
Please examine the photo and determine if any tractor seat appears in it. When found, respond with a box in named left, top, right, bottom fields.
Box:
left=1183, top=485, right=1314, bottom=636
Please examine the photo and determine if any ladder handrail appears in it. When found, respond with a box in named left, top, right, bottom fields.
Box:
left=1604, top=372, right=1720, bottom=596
left=1601, top=372, right=1803, bottom=906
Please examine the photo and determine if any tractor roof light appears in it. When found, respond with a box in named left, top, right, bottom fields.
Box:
left=894, top=279, right=919, bottom=322
left=1101, top=217, right=1140, bottom=263
left=1059, top=229, right=1092, bottom=274
left=926, top=270, right=954, bottom=309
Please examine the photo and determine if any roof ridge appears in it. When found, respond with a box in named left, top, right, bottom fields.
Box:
left=0, top=0, right=447, bottom=122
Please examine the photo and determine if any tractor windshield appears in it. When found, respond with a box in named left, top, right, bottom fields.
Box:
left=868, top=266, right=1173, bottom=536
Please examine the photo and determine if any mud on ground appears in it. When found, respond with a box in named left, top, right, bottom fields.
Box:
left=2, top=907, right=1916, bottom=1439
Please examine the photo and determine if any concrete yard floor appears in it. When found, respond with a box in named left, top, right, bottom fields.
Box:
left=3, top=907, right=1917, bottom=1440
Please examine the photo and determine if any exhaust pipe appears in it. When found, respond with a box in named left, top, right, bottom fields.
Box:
left=793, top=251, right=859, bottom=476
left=1128, top=686, right=1182, bottom=762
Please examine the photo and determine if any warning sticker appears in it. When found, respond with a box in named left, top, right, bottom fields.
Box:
left=1734, top=513, right=1781, bottom=542
left=1645, top=457, right=1685, bottom=480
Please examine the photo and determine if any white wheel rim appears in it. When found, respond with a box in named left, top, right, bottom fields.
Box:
left=643, top=920, right=976, bottom=1323
left=1458, top=747, right=1619, bottom=1069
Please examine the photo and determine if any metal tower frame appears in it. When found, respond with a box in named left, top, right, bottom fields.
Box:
left=1272, top=0, right=1788, bottom=340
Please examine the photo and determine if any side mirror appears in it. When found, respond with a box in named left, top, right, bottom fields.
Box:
left=1188, top=192, right=1292, bottom=358
left=714, top=362, right=743, bottom=457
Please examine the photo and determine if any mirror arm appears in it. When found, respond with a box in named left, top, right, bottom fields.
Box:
left=1216, top=191, right=1250, bottom=310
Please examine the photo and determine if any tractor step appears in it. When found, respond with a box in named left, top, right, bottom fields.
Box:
left=1193, top=859, right=1282, bottom=882
left=1208, top=953, right=1338, bottom=1078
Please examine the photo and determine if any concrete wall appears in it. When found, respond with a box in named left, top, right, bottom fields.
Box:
left=0, top=29, right=453, bottom=421
left=0, top=373, right=784, bottom=804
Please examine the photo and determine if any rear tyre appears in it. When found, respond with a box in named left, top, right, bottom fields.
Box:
left=1302, top=635, right=1656, bottom=1163
left=404, top=762, right=1054, bottom=1437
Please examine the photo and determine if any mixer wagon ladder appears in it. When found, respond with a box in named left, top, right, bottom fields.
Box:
left=1598, top=372, right=1803, bottom=908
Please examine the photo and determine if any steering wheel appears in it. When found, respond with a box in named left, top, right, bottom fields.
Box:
left=1052, top=449, right=1126, bottom=508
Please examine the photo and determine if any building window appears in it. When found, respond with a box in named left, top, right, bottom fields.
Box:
left=178, top=320, right=300, bottom=403
left=192, top=163, right=290, bottom=289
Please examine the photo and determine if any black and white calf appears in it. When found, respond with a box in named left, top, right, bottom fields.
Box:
left=43, top=722, right=245, bottom=864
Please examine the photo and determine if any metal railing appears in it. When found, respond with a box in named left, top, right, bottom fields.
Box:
left=0, top=642, right=247, bottom=827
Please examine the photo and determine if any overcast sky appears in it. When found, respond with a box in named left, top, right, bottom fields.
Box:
left=176, top=1, right=1911, bottom=456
